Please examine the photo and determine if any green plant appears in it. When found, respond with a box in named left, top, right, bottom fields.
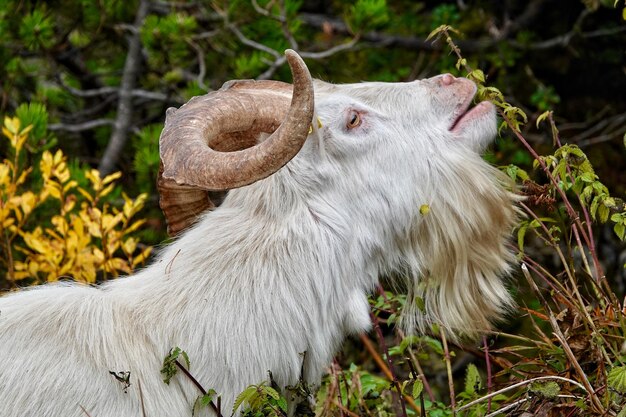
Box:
left=421, top=25, right=626, bottom=416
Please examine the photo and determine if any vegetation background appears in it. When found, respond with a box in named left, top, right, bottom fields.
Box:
left=1, top=0, right=626, bottom=415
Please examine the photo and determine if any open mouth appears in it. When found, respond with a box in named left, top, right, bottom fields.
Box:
left=449, top=100, right=495, bottom=133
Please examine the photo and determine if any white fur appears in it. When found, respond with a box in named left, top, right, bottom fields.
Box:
left=0, top=75, right=517, bottom=417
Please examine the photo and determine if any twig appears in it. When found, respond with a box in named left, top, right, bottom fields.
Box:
left=521, top=254, right=570, bottom=302
left=521, top=264, right=606, bottom=414
left=48, top=119, right=115, bottom=133
left=333, top=401, right=361, bottom=417
left=332, top=361, right=345, bottom=417
left=256, top=56, right=287, bottom=80
left=359, top=333, right=421, bottom=414
left=227, top=24, right=281, bottom=58
left=138, top=379, right=147, bottom=417
left=400, top=334, right=435, bottom=401
left=278, top=0, right=298, bottom=50
left=482, top=335, right=493, bottom=413
left=98, top=0, right=151, bottom=175
left=298, top=8, right=625, bottom=53
left=55, top=77, right=168, bottom=101
left=174, top=360, right=223, bottom=417
left=549, top=316, right=606, bottom=414
left=254, top=37, right=360, bottom=80
left=548, top=112, right=604, bottom=285
left=251, top=0, right=284, bottom=22
left=485, top=398, right=527, bottom=417
left=359, top=333, right=393, bottom=380
left=58, top=83, right=118, bottom=97
left=370, top=315, right=409, bottom=417
left=456, top=375, right=588, bottom=413
left=78, top=405, right=93, bottom=417
left=300, top=37, right=360, bottom=60
left=571, top=113, right=626, bottom=144
left=501, top=112, right=594, bottom=250
left=186, top=38, right=207, bottom=90
left=439, top=328, right=456, bottom=415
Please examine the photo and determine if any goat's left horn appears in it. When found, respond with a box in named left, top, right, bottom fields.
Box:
left=158, top=50, right=314, bottom=235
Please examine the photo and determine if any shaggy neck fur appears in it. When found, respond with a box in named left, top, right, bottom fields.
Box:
left=102, top=173, right=382, bottom=412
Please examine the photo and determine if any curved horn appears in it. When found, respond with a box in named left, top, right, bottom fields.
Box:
left=158, top=50, right=314, bottom=235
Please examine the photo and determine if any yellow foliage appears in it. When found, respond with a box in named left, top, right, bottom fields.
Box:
left=1, top=116, right=152, bottom=285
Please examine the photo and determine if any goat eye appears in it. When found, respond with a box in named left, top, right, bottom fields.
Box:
left=347, top=112, right=361, bottom=129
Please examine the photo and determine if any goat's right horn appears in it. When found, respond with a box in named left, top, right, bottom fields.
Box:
left=158, top=49, right=314, bottom=235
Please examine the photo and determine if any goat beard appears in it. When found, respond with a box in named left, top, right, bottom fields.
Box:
left=399, top=156, right=520, bottom=341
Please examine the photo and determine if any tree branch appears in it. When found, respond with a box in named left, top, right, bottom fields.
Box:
left=299, top=9, right=626, bottom=53
left=49, top=119, right=115, bottom=133
left=227, top=24, right=281, bottom=58
left=56, top=77, right=169, bottom=101
left=299, top=37, right=360, bottom=60
left=98, top=0, right=150, bottom=176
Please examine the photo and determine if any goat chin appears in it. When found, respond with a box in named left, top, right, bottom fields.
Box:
left=0, top=74, right=519, bottom=417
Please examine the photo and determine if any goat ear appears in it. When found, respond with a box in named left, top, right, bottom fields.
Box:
left=312, top=79, right=337, bottom=94
left=157, top=162, right=217, bottom=236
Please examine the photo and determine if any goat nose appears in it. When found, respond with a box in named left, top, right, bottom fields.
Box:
left=440, top=73, right=455, bottom=86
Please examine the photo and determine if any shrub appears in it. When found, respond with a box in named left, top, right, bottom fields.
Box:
left=0, top=113, right=151, bottom=287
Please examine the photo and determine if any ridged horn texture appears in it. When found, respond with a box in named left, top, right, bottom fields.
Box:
left=158, top=50, right=315, bottom=235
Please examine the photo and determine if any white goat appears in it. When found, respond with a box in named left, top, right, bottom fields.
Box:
left=0, top=50, right=517, bottom=417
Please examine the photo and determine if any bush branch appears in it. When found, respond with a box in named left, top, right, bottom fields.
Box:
left=98, top=0, right=150, bottom=176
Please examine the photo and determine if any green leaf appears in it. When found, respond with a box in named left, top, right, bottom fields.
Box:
left=426, top=24, right=447, bottom=41
left=504, top=164, right=529, bottom=181
left=276, top=397, right=288, bottom=412
left=360, top=372, right=389, bottom=395
left=614, top=223, right=626, bottom=241
left=15, top=102, right=48, bottom=144
left=400, top=380, right=410, bottom=395
left=397, top=335, right=420, bottom=355
left=194, top=389, right=217, bottom=412
left=528, top=381, right=560, bottom=398
left=346, top=0, right=389, bottom=33
left=468, top=69, right=485, bottom=84
left=590, top=196, right=600, bottom=219
left=536, top=110, right=552, bottom=128
left=161, top=347, right=189, bottom=385
left=181, top=350, right=191, bottom=369
left=412, top=379, right=424, bottom=399
left=608, top=365, right=626, bottom=394
left=598, top=204, right=610, bottom=223
left=19, top=9, right=55, bottom=51
left=580, top=172, right=595, bottom=183
left=455, top=58, right=467, bottom=70
left=233, top=386, right=258, bottom=414
left=464, top=363, right=482, bottom=394
left=261, top=386, right=280, bottom=401
left=517, top=223, right=528, bottom=253
left=604, top=196, right=617, bottom=209
left=423, top=336, right=444, bottom=355
left=482, top=86, right=504, bottom=101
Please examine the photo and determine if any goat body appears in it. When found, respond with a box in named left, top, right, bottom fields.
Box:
left=0, top=70, right=517, bottom=416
